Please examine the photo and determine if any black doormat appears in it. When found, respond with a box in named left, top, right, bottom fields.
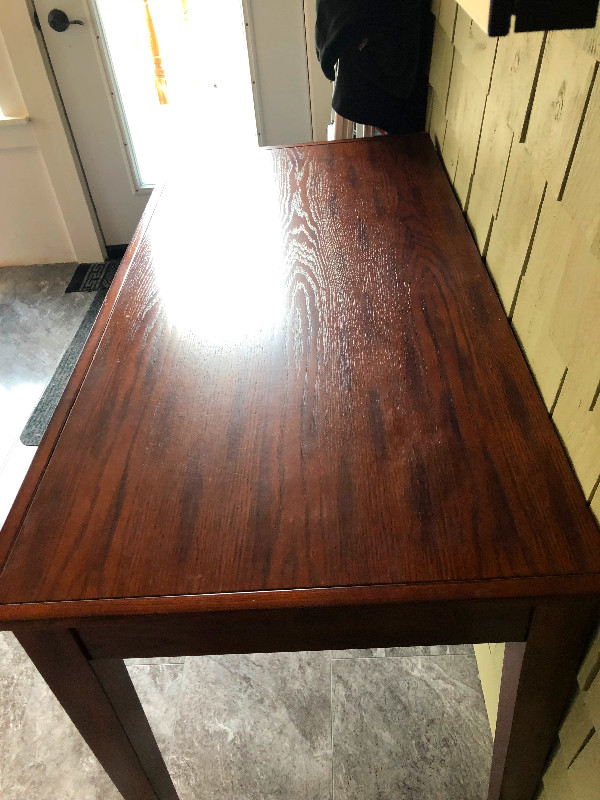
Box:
left=65, top=260, right=120, bottom=293
left=20, top=260, right=120, bottom=446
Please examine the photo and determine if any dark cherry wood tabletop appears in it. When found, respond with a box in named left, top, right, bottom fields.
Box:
left=2, top=135, right=599, bottom=800
left=1, top=135, right=600, bottom=623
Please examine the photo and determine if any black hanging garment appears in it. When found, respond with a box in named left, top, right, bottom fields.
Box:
left=315, top=0, right=433, bottom=134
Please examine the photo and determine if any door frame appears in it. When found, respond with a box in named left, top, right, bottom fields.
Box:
left=0, top=0, right=105, bottom=263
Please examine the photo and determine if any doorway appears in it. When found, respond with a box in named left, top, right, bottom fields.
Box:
left=34, top=0, right=324, bottom=248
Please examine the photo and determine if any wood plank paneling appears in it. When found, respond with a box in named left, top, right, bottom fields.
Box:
left=564, top=734, right=600, bottom=800
left=427, top=3, right=600, bottom=794
left=488, top=30, right=545, bottom=141
left=525, top=31, right=597, bottom=200
left=592, top=490, right=600, bottom=524
left=444, top=54, right=487, bottom=206
left=562, top=75, right=600, bottom=259
left=428, top=88, right=447, bottom=150
left=558, top=690, right=594, bottom=767
left=453, top=6, right=497, bottom=92
left=563, top=12, right=600, bottom=61
left=578, top=629, right=600, bottom=691
left=552, top=342, right=600, bottom=500
left=438, top=0, right=458, bottom=40
left=454, top=0, right=493, bottom=35
left=8, top=134, right=596, bottom=610
left=485, top=143, right=546, bottom=313
left=541, top=747, right=574, bottom=800
left=425, top=86, right=434, bottom=132
left=466, top=96, right=513, bottom=252
left=428, top=22, right=454, bottom=112
left=510, top=194, right=583, bottom=409
left=441, top=115, right=459, bottom=181
left=584, top=671, right=600, bottom=729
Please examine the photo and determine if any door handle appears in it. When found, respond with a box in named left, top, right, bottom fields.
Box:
left=48, top=9, right=84, bottom=32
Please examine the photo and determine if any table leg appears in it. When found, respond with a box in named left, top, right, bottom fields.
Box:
left=488, top=602, right=599, bottom=800
left=15, top=629, right=179, bottom=800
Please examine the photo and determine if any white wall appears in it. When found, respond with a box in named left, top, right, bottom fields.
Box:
left=303, top=0, right=333, bottom=141
left=244, top=0, right=332, bottom=146
left=0, top=1, right=103, bottom=267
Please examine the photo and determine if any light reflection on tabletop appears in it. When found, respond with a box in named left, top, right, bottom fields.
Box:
left=152, top=143, right=288, bottom=346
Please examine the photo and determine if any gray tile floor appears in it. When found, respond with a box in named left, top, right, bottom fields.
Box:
left=0, top=264, right=493, bottom=800
left=0, top=263, right=93, bottom=526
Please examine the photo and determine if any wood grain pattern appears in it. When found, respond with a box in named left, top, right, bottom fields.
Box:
left=2, top=128, right=600, bottom=800
left=552, top=341, right=600, bottom=501
left=428, top=88, right=447, bottom=151
left=566, top=734, right=600, bottom=800
left=0, top=135, right=599, bottom=621
left=444, top=54, right=488, bottom=206
left=428, top=21, right=454, bottom=113
left=558, top=689, right=594, bottom=766
left=540, top=745, right=573, bottom=800
left=578, top=627, right=600, bottom=690
left=562, top=74, right=600, bottom=259
left=525, top=31, right=597, bottom=200
left=453, top=0, right=494, bottom=34
left=453, top=6, right=497, bottom=93
left=583, top=672, right=600, bottom=729
left=438, top=0, right=458, bottom=39
left=563, top=13, right=600, bottom=61
left=426, top=4, right=600, bottom=795
left=466, top=95, right=513, bottom=252
left=544, top=695, right=600, bottom=800
left=3, top=575, right=600, bottom=630
left=485, top=143, right=547, bottom=313
left=489, top=602, right=599, bottom=800
left=512, top=194, right=600, bottom=435
left=511, top=194, right=575, bottom=407
left=425, top=86, right=434, bottom=133
left=488, top=30, right=545, bottom=141
left=0, top=182, right=165, bottom=572
left=441, top=116, right=460, bottom=182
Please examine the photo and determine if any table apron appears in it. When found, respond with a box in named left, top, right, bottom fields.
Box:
left=66, top=598, right=535, bottom=660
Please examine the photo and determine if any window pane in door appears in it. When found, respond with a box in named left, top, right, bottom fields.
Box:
left=93, top=0, right=259, bottom=186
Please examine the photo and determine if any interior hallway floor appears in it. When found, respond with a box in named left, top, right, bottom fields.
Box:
left=0, top=264, right=493, bottom=800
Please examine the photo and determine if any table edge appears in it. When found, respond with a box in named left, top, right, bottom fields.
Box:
left=1, top=574, right=600, bottom=627
left=0, top=184, right=166, bottom=572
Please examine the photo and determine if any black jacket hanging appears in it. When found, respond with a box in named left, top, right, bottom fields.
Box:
left=315, top=0, right=433, bottom=134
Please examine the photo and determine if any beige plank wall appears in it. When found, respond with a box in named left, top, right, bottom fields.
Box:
left=427, top=0, right=600, bottom=794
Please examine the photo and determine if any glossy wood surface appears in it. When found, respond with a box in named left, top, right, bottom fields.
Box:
left=75, top=598, right=533, bottom=660
left=0, top=135, right=599, bottom=620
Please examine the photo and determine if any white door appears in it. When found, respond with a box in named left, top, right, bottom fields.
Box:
left=35, top=0, right=151, bottom=246
left=34, top=1, right=330, bottom=247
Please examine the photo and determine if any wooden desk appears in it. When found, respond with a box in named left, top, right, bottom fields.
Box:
left=1, top=135, right=598, bottom=800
